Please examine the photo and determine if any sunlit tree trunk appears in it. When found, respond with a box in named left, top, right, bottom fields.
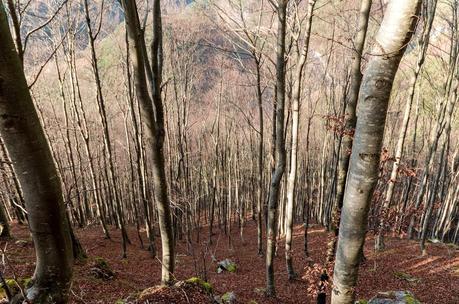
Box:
left=332, top=1, right=421, bottom=303
left=375, top=0, right=437, bottom=251
left=326, top=0, right=372, bottom=263
left=125, top=30, right=156, bottom=256
left=285, top=0, right=315, bottom=280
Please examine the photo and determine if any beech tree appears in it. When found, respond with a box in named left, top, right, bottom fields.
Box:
left=266, top=0, right=288, bottom=297
left=285, top=0, right=316, bottom=280
left=0, top=2, right=73, bottom=303
left=122, top=0, right=175, bottom=285
left=327, top=0, right=372, bottom=263
left=332, top=1, right=421, bottom=303
left=375, top=0, right=438, bottom=251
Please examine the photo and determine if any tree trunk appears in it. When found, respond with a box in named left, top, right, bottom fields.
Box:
left=285, top=0, right=315, bottom=280
left=0, top=4, right=73, bottom=302
left=266, top=0, right=288, bottom=297
left=326, top=0, right=372, bottom=263
left=331, top=1, right=421, bottom=303
left=122, top=0, right=175, bottom=285
left=375, top=0, right=437, bottom=251
left=255, top=58, right=264, bottom=256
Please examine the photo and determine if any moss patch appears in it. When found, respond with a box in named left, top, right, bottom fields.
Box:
left=404, top=294, right=420, bottom=304
left=0, top=277, right=31, bottom=299
left=185, top=277, right=213, bottom=294
left=394, top=272, right=420, bottom=283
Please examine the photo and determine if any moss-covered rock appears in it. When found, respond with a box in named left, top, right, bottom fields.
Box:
left=185, top=277, right=213, bottom=294
left=226, top=264, right=237, bottom=273
left=90, top=257, right=114, bottom=280
left=403, top=294, right=420, bottom=304
left=368, top=291, right=420, bottom=304
left=0, top=279, right=17, bottom=299
left=217, top=259, right=237, bottom=273
left=221, top=291, right=236, bottom=303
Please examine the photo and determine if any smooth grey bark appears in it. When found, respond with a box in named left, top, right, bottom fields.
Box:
left=266, top=0, right=288, bottom=297
left=122, top=0, right=175, bottom=285
left=327, top=0, right=372, bottom=263
left=331, top=1, right=421, bottom=303
left=285, top=0, right=315, bottom=280
left=0, top=3, right=73, bottom=303
left=375, top=0, right=437, bottom=251
left=125, top=28, right=156, bottom=256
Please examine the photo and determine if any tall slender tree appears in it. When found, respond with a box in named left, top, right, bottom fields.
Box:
left=266, top=0, right=288, bottom=297
left=122, top=0, right=175, bottom=285
left=285, top=0, right=316, bottom=280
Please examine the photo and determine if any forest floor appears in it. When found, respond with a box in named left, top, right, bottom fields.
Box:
left=3, top=221, right=459, bottom=303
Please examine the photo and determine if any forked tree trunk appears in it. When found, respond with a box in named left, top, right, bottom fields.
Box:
left=0, top=4, right=73, bottom=302
left=331, top=1, right=421, bottom=303
left=122, top=0, right=175, bottom=285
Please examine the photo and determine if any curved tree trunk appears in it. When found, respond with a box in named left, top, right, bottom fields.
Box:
left=331, top=1, right=421, bottom=303
left=326, top=0, right=372, bottom=263
left=0, top=4, right=73, bottom=302
left=375, top=0, right=437, bottom=251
